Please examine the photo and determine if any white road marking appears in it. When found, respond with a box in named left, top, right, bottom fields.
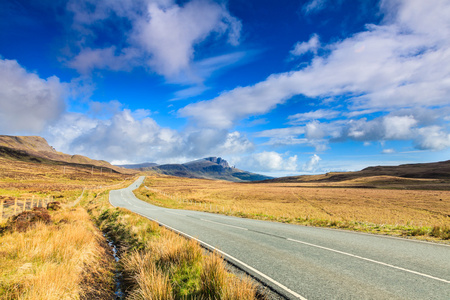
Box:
left=287, top=238, right=450, bottom=284
left=166, top=211, right=186, bottom=216
left=110, top=177, right=449, bottom=299
left=200, top=219, right=249, bottom=230
left=132, top=211, right=307, bottom=300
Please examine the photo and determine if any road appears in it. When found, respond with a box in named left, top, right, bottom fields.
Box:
left=110, top=177, right=450, bottom=300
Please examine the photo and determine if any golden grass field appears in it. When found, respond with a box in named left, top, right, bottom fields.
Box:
left=136, top=174, right=450, bottom=241
left=0, top=207, right=115, bottom=299
left=0, top=158, right=259, bottom=299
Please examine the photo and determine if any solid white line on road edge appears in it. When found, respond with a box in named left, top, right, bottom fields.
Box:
left=200, top=218, right=249, bottom=230
left=287, top=238, right=450, bottom=284
left=110, top=187, right=308, bottom=299
left=135, top=212, right=307, bottom=300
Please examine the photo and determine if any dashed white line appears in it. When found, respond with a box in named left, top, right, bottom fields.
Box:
left=132, top=212, right=307, bottom=300
left=287, top=238, right=450, bottom=284
left=200, top=219, right=249, bottom=230
left=166, top=211, right=186, bottom=216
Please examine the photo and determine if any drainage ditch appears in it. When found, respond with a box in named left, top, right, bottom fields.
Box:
left=104, top=234, right=125, bottom=299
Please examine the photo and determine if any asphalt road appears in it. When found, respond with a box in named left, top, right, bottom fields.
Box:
left=110, top=177, right=450, bottom=300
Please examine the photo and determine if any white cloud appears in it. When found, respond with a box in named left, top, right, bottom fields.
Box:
left=220, top=131, right=254, bottom=154
left=382, top=148, right=395, bottom=154
left=255, top=109, right=450, bottom=151
left=44, top=109, right=254, bottom=163
left=0, top=59, right=66, bottom=133
left=67, top=0, right=242, bottom=82
left=289, top=109, right=339, bottom=124
left=382, top=115, right=417, bottom=139
left=302, top=0, right=327, bottom=14
left=303, top=154, right=321, bottom=172
left=233, top=151, right=298, bottom=172
left=134, top=0, right=241, bottom=79
left=181, top=0, right=450, bottom=130
left=68, top=47, right=138, bottom=74
left=179, top=72, right=299, bottom=128
left=305, top=120, right=327, bottom=139
left=290, top=34, right=320, bottom=57
left=415, top=126, right=450, bottom=151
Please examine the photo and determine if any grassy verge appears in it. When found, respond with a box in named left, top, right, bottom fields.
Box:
left=0, top=206, right=114, bottom=299
left=82, top=189, right=259, bottom=299
left=134, top=177, right=450, bottom=242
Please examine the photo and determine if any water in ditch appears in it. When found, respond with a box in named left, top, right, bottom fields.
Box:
left=105, top=235, right=125, bottom=299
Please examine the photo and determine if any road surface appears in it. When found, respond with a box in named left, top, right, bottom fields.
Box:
left=110, top=177, right=450, bottom=300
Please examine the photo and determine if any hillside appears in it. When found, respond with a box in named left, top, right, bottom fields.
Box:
left=263, top=160, right=450, bottom=189
left=145, top=157, right=273, bottom=182
left=0, top=135, right=134, bottom=174
left=116, top=162, right=159, bottom=170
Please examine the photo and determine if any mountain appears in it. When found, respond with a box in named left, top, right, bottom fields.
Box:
left=0, top=135, right=134, bottom=174
left=147, top=157, right=273, bottom=182
left=263, top=160, right=450, bottom=184
left=116, top=162, right=159, bottom=170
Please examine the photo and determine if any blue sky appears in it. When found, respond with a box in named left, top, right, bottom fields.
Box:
left=1, top=0, right=450, bottom=177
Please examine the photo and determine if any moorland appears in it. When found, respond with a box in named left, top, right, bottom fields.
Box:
left=0, top=134, right=449, bottom=300
left=134, top=171, right=450, bottom=242
left=0, top=136, right=259, bottom=299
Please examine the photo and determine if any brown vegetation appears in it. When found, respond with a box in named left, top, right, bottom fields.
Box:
left=0, top=207, right=114, bottom=299
left=85, top=190, right=259, bottom=299
left=0, top=153, right=260, bottom=299
left=135, top=175, right=450, bottom=241
left=0, top=135, right=135, bottom=174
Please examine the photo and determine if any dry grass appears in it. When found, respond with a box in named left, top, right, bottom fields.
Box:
left=0, top=156, right=129, bottom=202
left=135, top=175, right=450, bottom=241
left=201, top=252, right=256, bottom=300
left=87, top=189, right=259, bottom=299
left=0, top=207, right=114, bottom=300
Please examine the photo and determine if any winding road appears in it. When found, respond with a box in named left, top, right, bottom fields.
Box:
left=110, top=177, right=450, bottom=300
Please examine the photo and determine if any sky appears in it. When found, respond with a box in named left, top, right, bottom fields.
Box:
left=1, top=0, right=450, bottom=177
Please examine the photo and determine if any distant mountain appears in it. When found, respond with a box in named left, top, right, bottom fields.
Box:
left=0, top=135, right=134, bottom=174
left=263, top=160, right=450, bottom=183
left=147, top=157, right=273, bottom=182
left=116, top=162, right=159, bottom=170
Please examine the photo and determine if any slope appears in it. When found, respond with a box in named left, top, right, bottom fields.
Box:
left=148, top=157, right=272, bottom=182
left=0, top=135, right=134, bottom=174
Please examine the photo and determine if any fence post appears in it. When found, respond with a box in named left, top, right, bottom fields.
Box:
left=14, top=198, right=18, bottom=215
left=23, top=198, right=26, bottom=212
left=0, top=200, right=3, bottom=222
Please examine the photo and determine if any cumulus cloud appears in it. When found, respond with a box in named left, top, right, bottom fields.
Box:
left=288, top=109, right=339, bottom=124
left=67, top=0, right=242, bottom=82
left=181, top=0, right=450, bottom=130
left=383, top=115, right=417, bottom=139
left=303, top=154, right=321, bottom=172
left=256, top=108, right=450, bottom=151
left=290, top=34, right=320, bottom=57
left=0, top=59, right=66, bottom=133
left=234, top=151, right=298, bottom=172
left=44, top=109, right=254, bottom=163
left=415, top=126, right=450, bottom=151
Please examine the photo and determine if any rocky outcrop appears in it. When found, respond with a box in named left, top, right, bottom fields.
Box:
left=203, top=157, right=231, bottom=169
